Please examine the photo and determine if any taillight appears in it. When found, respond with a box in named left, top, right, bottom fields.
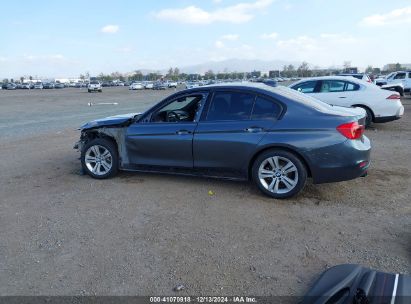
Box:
left=386, top=94, right=400, bottom=100
left=337, top=122, right=364, bottom=140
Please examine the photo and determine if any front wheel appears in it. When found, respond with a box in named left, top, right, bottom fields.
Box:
left=81, top=138, right=118, bottom=179
left=252, top=149, right=307, bottom=199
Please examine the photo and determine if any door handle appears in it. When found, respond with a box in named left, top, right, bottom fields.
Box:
left=338, top=96, right=347, bottom=98
left=176, top=130, right=192, bottom=135
left=245, top=127, right=264, bottom=133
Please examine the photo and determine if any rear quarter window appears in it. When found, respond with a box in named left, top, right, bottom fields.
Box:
left=345, top=82, right=360, bottom=91
left=251, top=96, right=282, bottom=120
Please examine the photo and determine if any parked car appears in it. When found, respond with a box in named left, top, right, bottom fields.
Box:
left=185, top=82, right=200, bottom=89
left=74, top=83, right=371, bottom=199
left=54, top=83, right=65, bottom=89
left=374, top=71, right=411, bottom=94
left=339, top=73, right=372, bottom=83
left=289, top=76, right=404, bottom=127
left=144, top=82, right=154, bottom=89
left=380, top=82, right=405, bottom=96
left=167, top=81, right=178, bottom=88
left=88, top=81, right=102, bottom=93
left=7, top=83, right=17, bottom=90
left=261, top=79, right=277, bottom=87
left=129, top=82, right=144, bottom=90
left=43, top=82, right=55, bottom=89
left=153, top=82, right=167, bottom=90
left=20, top=83, right=31, bottom=89
left=33, top=82, right=43, bottom=89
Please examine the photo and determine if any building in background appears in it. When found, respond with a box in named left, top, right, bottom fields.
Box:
left=383, top=63, right=411, bottom=71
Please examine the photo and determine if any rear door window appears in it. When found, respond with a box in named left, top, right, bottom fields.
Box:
left=206, top=91, right=255, bottom=121
left=293, top=81, right=317, bottom=93
left=251, top=96, right=282, bottom=120
left=319, top=80, right=345, bottom=93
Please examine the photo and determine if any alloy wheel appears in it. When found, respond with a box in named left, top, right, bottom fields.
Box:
left=258, top=156, right=299, bottom=194
left=84, top=145, right=113, bottom=176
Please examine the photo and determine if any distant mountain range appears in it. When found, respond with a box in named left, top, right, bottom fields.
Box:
left=179, top=59, right=302, bottom=74
left=126, top=58, right=303, bottom=76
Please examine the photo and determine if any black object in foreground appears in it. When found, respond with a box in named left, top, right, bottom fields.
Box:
left=303, top=264, right=411, bottom=304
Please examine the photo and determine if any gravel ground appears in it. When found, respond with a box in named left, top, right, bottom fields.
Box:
left=0, top=87, right=410, bottom=297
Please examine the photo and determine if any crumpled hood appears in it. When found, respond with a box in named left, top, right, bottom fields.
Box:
left=80, top=113, right=140, bottom=130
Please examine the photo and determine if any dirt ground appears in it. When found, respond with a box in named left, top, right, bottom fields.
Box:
left=0, top=87, right=410, bottom=297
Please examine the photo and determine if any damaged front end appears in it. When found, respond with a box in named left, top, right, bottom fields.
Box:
left=73, top=113, right=141, bottom=166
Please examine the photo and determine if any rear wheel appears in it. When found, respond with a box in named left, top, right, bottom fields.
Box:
left=358, top=106, right=373, bottom=128
left=252, top=149, right=307, bottom=199
left=81, top=138, right=118, bottom=179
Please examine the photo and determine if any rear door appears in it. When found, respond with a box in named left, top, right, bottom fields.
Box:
left=193, top=90, right=282, bottom=175
left=406, top=72, right=411, bottom=90
left=313, top=79, right=360, bottom=107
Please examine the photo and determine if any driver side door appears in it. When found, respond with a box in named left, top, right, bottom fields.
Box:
left=125, top=93, right=208, bottom=168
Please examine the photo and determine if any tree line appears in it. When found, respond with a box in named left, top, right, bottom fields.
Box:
left=3, top=62, right=408, bottom=85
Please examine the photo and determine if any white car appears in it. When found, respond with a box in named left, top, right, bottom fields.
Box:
left=129, top=82, right=144, bottom=90
left=185, top=82, right=200, bottom=89
left=167, top=81, right=178, bottom=88
left=289, top=76, right=404, bottom=127
left=144, top=82, right=154, bottom=89
left=339, top=73, right=372, bottom=83
left=34, top=82, right=43, bottom=89
left=375, top=71, right=411, bottom=93
left=88, top=81, right=102, bottom=93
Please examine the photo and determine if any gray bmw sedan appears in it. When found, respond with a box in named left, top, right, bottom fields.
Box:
left=74, top=83, right=371, bottom=198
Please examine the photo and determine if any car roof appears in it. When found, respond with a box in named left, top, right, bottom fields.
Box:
left=201, top=81, right=278, bottom=91
left=291, top=75, right=364, bottom=83
left=189, top=81, right=334, bottom=102
left=339, top=73, right=364, bottom=76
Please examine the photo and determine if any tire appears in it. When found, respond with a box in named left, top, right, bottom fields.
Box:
left=81, top=138, right=119, bottom=179
left=88, top=90, right=91, bottom=93
left=99, top=89, right=102, bottom=93
left=252, top=149, right=307, bottom=199
left=358, top=106, right=373, bottom=128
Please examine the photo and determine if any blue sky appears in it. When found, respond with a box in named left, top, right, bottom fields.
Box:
left=0, top=0, right=410, bottom=78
